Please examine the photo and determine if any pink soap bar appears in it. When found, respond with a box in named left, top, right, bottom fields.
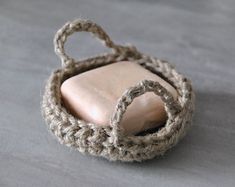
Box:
left=61, top=61, right=177, bottom=135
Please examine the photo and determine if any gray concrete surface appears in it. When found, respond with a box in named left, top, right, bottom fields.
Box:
left=0, top=0, right=235, bottom=186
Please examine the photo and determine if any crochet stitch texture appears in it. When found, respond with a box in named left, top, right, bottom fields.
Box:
left=41, top=19, right=195, bottom=162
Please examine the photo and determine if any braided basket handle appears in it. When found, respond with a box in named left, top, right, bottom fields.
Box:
left=54, top=19, right=139, bottom=66
left=110, top=80, right=182, bottom=146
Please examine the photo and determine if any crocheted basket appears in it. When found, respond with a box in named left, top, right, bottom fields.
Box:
left=41, top=19, right=195, bottom=162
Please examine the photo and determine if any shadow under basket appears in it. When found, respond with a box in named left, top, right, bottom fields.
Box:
left=41, top=19, right=195, bottom=162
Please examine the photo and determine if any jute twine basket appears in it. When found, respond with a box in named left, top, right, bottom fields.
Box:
left=41, top=19, right=195, bottom=162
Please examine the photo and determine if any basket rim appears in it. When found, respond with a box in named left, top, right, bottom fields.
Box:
left=42, top=55, right=194, bottom=145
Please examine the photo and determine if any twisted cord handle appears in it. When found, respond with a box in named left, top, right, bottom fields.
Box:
left=110, top=80, right=182, bottom=146
left=54, top=19, right=139, bottom=66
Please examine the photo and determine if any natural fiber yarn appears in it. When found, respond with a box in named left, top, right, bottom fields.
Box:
left=41, top=19, right=195, bottom=162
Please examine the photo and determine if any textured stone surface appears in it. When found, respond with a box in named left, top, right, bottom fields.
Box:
left=61, top=61, right=177, bottom=135
left=0, top=0, right=235, bottom=186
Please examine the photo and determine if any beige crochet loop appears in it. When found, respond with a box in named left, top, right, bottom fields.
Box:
left=110, top=79, right=182, bottom=146
left=54, top=19, right=140, bottom=66
left=42, top=18, right=195, bottom=162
